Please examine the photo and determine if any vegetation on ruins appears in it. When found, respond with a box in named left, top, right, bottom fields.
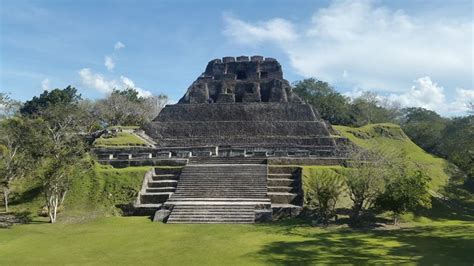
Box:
left=93, top=131, right=147, bottom=147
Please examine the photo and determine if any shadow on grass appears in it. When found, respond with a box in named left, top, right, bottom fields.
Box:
left=252, top=223, right=474, bottom=265
left=414, top=197, right=474, bottom=222
left=9, top=186, right=42, bottom=206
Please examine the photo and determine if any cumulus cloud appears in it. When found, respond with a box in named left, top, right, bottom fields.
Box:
left=223, top=14, right=297, bottom=45
left=223, top=0, right=473, bottom=115
left=388, top=77, right=445, bottom=111
left=41, top=78, right=50, bottom=91
left=344, top=76, right=473, bottom=116
left=114, top=41, right=125, bottom=50
left=104, top=56, right=115, bottom=71
left=78, top=68, right=152, bottom=97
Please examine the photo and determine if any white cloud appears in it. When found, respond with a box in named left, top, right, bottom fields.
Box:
left=41, top=78, right=50, bottom=91
left=223, top=0, right=473, bottom=115
left=387, top=77, right=445, bottom=111
left=223, top=14, right=297, bottom=45
left=78, top=68, right=152, bottom=97
left=114, top=41, right=125, bottom=50
left=120, top=76, right=152, bottom=98
left=104, top=56, right=115, bottom=71
left=79, top=68, right=117, bottom=94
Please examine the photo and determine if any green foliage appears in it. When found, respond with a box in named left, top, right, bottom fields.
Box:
left=293, top=79, right=400, bottom=126
left=293, top=78, right=353, bottom=125
left=437, top=115, right=474, bottom=181
left=19, top=86, right=81, bottom=116
left=0, top=117, right=45, bottom=212
left=349, top=92, right=400, bottom=126
left=376, top=170, right=432, bottom=224
left=400, top=107, right=447, bottom=152
left=304, top=168, right=345, bottom=223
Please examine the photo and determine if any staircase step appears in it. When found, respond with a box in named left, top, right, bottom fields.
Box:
left=267, top=186, right=296, bottom=193
left=148, top=180, right=178, bottom=187
left=146, top=187, right=176, bottom=193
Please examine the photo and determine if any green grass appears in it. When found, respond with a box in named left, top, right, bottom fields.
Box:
left=7, top=164, right=153, bottom=219
left=93, top=132, right=147, bottom=147
left=0, top=217, right=472, bottom=265
left=334, top=123, right=451, bottom=190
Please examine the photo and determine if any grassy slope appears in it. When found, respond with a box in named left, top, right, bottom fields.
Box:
left=333, top=123, right=450, bottom=190
left=7, top=163, right=152, bottom=219
left=93, top=132, right=147, bottom=147
left=0, top=217, right=472, bottom=265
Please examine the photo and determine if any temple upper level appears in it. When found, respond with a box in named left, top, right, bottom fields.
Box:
left=178, top=56, right=303, bottom=104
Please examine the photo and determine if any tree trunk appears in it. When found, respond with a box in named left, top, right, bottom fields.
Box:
left=393, top=214, right=399, bottom=226
left=351, top=200, right=364, bottom=222
left=47, top=192, right=59, bottom=224
left=3, top=187, right=9, bottom=213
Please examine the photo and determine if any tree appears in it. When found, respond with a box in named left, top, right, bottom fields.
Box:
left=95, top=88, right=168, bottom=126
left=37, top=104, right=88, bottom=223
left=0, top=93, right=21, bottom=119
left=20, top=87, right=90, bottom=223
left=39, top=134, right=87, bottom=223
left=305, top=169, right=344, bottom=224
left=343, top=147, right=390, bottom=221
left=293, top=78, right=353, bottom=125
left=20, top=86, right=81, bottom=116
left=438, top=115, right=474, bottom=181
left=376, top=169, right=431, bottom=225
left=349, top=92, right=399, bottom=126
left=399, top=107, right=447, bottom=153
left=0, top=118, right=43, bottom=212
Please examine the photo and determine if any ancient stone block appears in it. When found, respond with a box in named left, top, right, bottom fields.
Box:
left=236, top=56, right=249, bottom=62
left=153, top=209, right=170, bottom=222
left=133, top=153, right=152, bottom=159
left=156, top=151, right=171, bottom=158
left=216, top=93, right=235, bottom=103
left=117, top=153, right=132, bottom=160
left=222, top=56, right=235, bottom=63
left=176, top=151, right=191, bottom=158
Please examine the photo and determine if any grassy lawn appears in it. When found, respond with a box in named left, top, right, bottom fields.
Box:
left=93, top=132, right=147, bottom=147
left=0, top=216, right=473, bottom=265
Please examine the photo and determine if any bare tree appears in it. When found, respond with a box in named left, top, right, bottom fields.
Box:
left=95, top=88, right=168, bottom=127
left=343, top=146, right=392, bottom=221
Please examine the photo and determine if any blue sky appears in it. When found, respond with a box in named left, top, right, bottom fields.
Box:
left=1, top=0, right=473, bottom=115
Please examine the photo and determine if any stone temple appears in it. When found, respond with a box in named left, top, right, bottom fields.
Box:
left=95, top=56, right=346, bottom=223
left=145, top=55, right=338, bottom=158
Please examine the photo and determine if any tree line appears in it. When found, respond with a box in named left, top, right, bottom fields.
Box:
left=0, top=87, right=167, bottom=222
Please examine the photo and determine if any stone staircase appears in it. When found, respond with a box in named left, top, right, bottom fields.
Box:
left=188, top=157, right=266, bottom=165
left=164, top=164, right=271, bottom=223
left=134, top=167, right=182, bottom=214
left=267, top=166, right=303, bottom=219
